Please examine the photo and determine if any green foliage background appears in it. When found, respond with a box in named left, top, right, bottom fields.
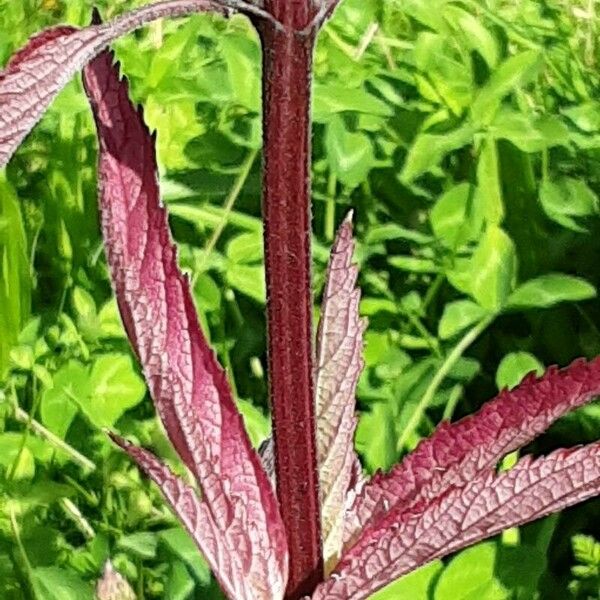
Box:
left=1, top=0, right=600, bottom=597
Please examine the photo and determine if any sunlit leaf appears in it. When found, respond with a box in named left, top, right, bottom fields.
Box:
left=315, top=214, right=366, bottom=570
left=83, top=48, right=287, bottom=600
left=316, top=443, right=600, bottom=600
left=506, top=274, right=596, bottom=310
left=345, top=358, right=600, bottom=548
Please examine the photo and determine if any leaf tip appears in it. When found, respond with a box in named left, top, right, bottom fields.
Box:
left=90, top=7, right=102, bottom=25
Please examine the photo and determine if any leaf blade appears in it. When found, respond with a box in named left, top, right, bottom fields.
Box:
left=315, top=214, right=366, bottom=570
left=109, top=434, right=242, bottom=600
left=83, top=50, right=287, bottom=600
left=345, top=358, right=600, bottom=547
left=315, top=443, right=600, bottom=600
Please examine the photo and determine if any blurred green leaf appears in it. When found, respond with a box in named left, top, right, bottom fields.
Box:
left=430, top=183, right=483, bottom=248
left=165, top=560, right=195, bottom=600
left=236, top=398, right=270, bottom=448
left=356, top=400, right=398, bottom=473
left=117, top=532, right=158, bottom=560
left=226, top=232, right=263, bottom=264
left=539, top=178, right=599, bottom=232
left=372, top=560, right=443, bottom=599
left=225, top=264, right=265, bottom=303
left=313, top=83, right=393, bottom=123
left=388, top=256, right=439, bottom=273
left=41, top=361, right=89, bottom=439
left=443, top=6, right=498, bottom=68
left=471, top=51, right=542, bottom=124
left=401, top=125, right=474, bottom=183
left=469, top=226, right=516, bottom=311
left=434, top=542, right=509, bottom=599
left=506, top=274, right=596, bottom=310
left=496, top=352, right=544, bottom=390
left=325, top=117, right=378, bottom=188
left=85, top=354, right=145, bottom=428
left=220, top=33, right=261, bottom=112
left=439, top=300, right=489, bottom=340
left=476, top=137, right=504, bottom=225
left=32, top=567, right=93, bottom=600
left=562, top=102, right=600, bottom=133
left=159, top=527, right=211, bottom=584
left=490, top=111, right=570, bottom=152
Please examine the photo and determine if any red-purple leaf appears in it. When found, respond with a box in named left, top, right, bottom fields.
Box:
left=315, top=213, right=366, bottom=570
left=83, top=50, right=287, bottom=599
left=111, top=434, right=273, bottom=600
left=314, top=442, right=600, bottom=600
left=345, top=358, right=600, bottom=546
left=0, top=0, right=236, bottom=168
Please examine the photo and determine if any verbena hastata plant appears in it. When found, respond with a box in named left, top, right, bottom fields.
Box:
left=2, top=1, right=600, bottom=599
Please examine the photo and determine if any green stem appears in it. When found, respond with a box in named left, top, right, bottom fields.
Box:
left=323, top=27, right=356, bottom=58
left=199, top=149, right=258, bottom=270
left=12, top=403, right=96, bottom=472
left=9, top=505, right=36, bottom=600
left=404, top=311, right=441, bottom=358
left=325, top=171, right=337, bottom=241
left=541, top=148, right=549, bottom=184
left=9, top=377, right=37, bottom=481
left=62, top=474, right=99, bottom=505
left=61, top=498, right=95, bottom=540
left=423, top=273, right=445, bottom=311
left=442, top=383, right=463, bottom=422
left=397, top=314, right=495, bottom=453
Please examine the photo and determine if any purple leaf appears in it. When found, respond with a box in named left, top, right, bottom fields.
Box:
left=0, top=0, right=235, bottom=168
left=314, top=441, right=600, bottom=600
left=111, top=434, right=277, bottom=600
left=315, top=213, right=366, bottom=570
left=345, top=358, right=600, bottom=546
left=83, top=49, right=287, bottom=599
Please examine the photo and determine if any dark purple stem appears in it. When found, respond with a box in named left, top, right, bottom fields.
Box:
left=258, top=2, right=323, bottom=598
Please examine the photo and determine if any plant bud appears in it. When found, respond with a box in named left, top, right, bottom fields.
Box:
left=95, top=561, right=136, bottom=600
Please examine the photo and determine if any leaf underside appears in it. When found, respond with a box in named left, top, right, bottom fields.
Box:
left=315, top=213, right=366, bottom=571
left=82, top=47, right=287, bottom=600
left=314, top=442, right=600, bottom=600
left=344, top=358, right=600, bottom=547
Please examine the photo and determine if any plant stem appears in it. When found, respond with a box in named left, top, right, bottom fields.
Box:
left=13, top=404, right=96, bottom=472
left=9, top=505, right=36, bottom=600
left=325, top=171, right=337, bottom=240
left=258, top=3, right=322, bottom=597
left=61, top=498, right=96, bottom=540
left=199, top=149, right=258, bottom=269
left=397, top=314, right=495, bottom=453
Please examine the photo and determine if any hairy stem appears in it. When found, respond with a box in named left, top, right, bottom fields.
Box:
left=258, top=2, right=323, bottom=597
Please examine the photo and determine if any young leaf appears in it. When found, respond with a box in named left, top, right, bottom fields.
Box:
left=0, top=0, right=277, bottom=168
left=82, top=49, right=287, bottom=599
left=315, top=213, right=366, bottom=570
left=314, top=442, right=600, bottom=600
left=96, top=561, right=136, bottom=600
left=345, top=357, right=600, bottom=546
